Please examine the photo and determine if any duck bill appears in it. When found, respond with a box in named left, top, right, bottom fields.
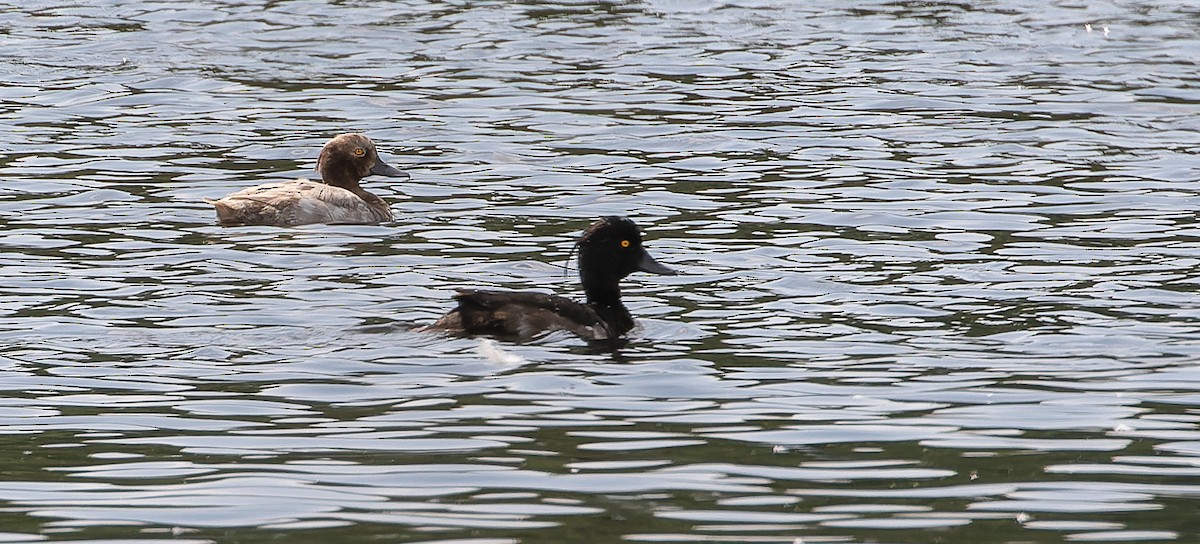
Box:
left=370, top=158, right=410, bottom=178
left=637, top=252, right=678, bottom=276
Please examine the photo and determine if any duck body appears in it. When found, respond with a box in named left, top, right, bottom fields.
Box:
left=209, top=180, right=393, bottom=227
left=423, top=216, right=677, bottom=342
left=207, top=133, right=407, bottom=227
left=433, top=289, right=628, bottom=340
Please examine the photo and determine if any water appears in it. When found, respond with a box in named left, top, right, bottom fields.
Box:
left=1, top=0, right=1199, bottom=542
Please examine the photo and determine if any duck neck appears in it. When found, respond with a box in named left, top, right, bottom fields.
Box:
left=584, top=281, right=634, bottom=337
left=323, top=171, right=383, bottom=206
left=321, top=169, right=360, bottom=190
left=350, top=185, right=385, bottom=207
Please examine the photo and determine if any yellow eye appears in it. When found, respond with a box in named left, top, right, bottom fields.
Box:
left=620, top=240, right=630, bottom=248
left=353, top=148, right=365, bottom=157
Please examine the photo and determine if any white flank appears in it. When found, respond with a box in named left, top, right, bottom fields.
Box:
left=477, top=339, right=526, bottom=366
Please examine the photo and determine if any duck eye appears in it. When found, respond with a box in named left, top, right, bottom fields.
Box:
left=353, top=148, right=365, bottom=157
left=620, top=239, right=630, bottom=248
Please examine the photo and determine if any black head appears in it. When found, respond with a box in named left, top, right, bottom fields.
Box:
left=315, top=133, right=408, bottom=188
left=577, top=216, right=677, bottom=293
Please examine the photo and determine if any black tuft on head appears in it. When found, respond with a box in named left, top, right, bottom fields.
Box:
left=575, top=216, right=675, bottom=304
left=579, top=216, right=641, bottom=248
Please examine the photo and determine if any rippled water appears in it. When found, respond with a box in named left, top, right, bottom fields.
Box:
left=2, top=0, right=1199, bottom=542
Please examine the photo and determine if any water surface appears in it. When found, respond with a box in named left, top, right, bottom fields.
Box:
left=1, top=1, right=1199, bottom=543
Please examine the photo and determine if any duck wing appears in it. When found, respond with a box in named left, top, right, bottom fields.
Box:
left=207, top=180, right=392, bottom=226
left=426, top=289, right=610, bottom=340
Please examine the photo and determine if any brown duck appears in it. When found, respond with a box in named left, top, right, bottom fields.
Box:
left=207, top=133, right=407, bottom=226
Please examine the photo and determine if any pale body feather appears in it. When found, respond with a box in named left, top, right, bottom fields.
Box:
left=207, top=179, right=393, bottom=227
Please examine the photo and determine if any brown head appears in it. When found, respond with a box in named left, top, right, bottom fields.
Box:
left=315, top=133, right=409, bottom=189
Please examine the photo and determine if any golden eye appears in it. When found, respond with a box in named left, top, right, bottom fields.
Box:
left=620, top=240, right=630, bottom=248
left=353, top=148, right=365, bottom=157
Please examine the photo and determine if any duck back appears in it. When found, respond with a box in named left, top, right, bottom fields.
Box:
left=425, top=289, right=618, bottom=340
left=207, top=180, right=393, bottom=227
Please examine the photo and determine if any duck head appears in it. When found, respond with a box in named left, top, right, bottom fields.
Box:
left=315, top=133, right=409, bottom=188
left=577, top=216, right=676, bottom=304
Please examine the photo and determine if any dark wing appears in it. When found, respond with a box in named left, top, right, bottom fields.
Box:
left=425, top=289, right=607, bottom=340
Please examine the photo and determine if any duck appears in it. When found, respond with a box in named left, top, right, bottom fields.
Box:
left=206, top=133, right=408, bottom=227
left=422, top=216, right=678, bottom=341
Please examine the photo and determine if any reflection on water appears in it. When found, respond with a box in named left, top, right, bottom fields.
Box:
left=1, top=0, right=1199, bottom=542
